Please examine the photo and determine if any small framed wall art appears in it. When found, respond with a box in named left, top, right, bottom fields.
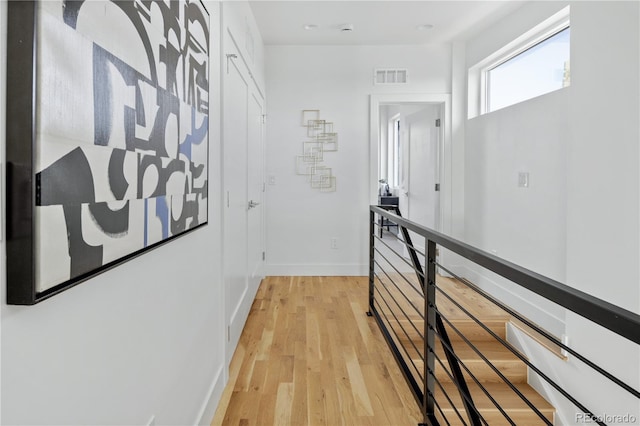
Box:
left=5, top=0, right=210, bottom=304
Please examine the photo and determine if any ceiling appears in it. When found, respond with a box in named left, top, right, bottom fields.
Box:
left=248, top=1, right=527, bottom=46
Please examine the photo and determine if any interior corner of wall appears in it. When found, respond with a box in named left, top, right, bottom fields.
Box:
left=466, top=67, right=480, bottom=120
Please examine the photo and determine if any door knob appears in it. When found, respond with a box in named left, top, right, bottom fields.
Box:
left=248, top=200, right=260, bottom=209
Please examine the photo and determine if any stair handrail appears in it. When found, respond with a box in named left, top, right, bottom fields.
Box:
left=377, top=205, right=483, bottom=426
left=369, top=205, right=640, bottom=425
left=370, top=205, right=640, bottom=346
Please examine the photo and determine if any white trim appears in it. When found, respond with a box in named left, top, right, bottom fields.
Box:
left=225, top=20, right=265, bottom=100
left=227, top=283, right=252, bottom=362
left=468, top=5, right=571, bottom=118
left=482, top=7, right=570, bottom=75
left=264, top=263, right=368, bottom=276
left=193, top=366, right=226, bottom=426
left=369, top=93, right=452, bottom=237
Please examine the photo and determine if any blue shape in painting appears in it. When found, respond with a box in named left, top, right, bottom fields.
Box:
left=155, top=196, right=169, bottom=240
left=179, top=106, right=208, bottom=160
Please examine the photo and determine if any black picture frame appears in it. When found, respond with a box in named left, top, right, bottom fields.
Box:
left=6, top=0, right=210, bottom=305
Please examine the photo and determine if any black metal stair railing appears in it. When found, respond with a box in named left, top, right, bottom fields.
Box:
left=368, top=205, right=640, bottom=426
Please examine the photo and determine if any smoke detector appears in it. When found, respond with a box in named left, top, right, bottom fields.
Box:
left=338, top=23, right=354, bottom=32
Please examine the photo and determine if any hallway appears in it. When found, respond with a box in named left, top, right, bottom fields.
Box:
left=212, top=276, right=422, bottom=425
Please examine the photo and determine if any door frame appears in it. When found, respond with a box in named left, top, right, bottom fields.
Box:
left=222, top=27, right=266, bottom=365
left=247, top=89, right=265, bottom=295
left=369, top=93, right=451, bottom=235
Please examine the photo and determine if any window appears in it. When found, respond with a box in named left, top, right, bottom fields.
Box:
left=486, top=27, right=570, bottom=112
left=468, top=6, right=570, bottom=117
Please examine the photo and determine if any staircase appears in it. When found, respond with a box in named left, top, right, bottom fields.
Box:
left=372, top=205, right=640, bottom=426
left=381, top=275, right=556, bottom=425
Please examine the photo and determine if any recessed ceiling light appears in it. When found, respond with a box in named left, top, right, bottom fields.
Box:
left=303, top=24, right=318, bottom=31
left=338, top=23, right=354, bottom=32
left=416, top=24, right=434, bottom=30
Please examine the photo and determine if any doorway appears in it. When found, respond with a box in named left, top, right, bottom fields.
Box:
left=380, top=104, right=441, bottom=237
left=223, top=42, right=265, bottom=364
left=370, top=94, right=450, bottom=237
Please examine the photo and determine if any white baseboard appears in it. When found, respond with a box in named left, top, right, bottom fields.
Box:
left=194, top=365, right=225, bottom=426
left=264, top=263, right=368, bottom=276
left=227, top=286, right=251, bottom=362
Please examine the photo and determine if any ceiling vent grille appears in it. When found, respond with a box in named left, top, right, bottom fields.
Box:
left=374, top=69, right=408, bottom=85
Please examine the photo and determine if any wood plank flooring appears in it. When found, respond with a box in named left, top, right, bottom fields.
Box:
left=212, top=276, right=423, bottom=426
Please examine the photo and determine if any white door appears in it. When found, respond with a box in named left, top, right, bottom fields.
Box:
left=223, top=46, right=266, bottom=363
left=223, top=51, right=250, bottom=361
left=247, top=91, right=264, bottom=295
left=406, top=107, right=440, bottom=233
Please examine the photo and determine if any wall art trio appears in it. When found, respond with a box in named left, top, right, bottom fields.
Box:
left=296, top=110, right=337, bottom=192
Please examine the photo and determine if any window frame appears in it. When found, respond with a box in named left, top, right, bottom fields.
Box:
left=468, top=5, right=571, bottom=118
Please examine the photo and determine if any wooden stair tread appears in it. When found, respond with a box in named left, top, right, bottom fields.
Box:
left=400, top=339, right=522, bottom=362
left=411, top=360, right=528, bottom=384
left=435, top=382, right=555, bottom=424
left=375, top=275, right=510, bottom=321
left=390, top=318, right=509, bottom=347
left=434, top=340, right=522, bottom=361
left=376, top=274, right=556, bottom=423
left=406, top=335, right=528, bottom=385
left=436, top=382, right=553, bottom=412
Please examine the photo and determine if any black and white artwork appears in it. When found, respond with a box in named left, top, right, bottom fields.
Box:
left=7, top=0, right=210, bottom=300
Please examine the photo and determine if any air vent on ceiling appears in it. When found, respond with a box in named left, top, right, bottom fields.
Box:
left=374, top=69, right=408, bottom=85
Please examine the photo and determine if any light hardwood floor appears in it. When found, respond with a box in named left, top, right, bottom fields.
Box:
left=212, top=276, right=423, bottom=426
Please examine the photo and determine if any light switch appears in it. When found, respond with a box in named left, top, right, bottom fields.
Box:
left=268, top=175, right=276, bottom=185
left=518, top=172, right=529, bottom=188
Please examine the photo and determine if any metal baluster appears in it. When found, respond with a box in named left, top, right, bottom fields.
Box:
left=425, top=238, right=437, bottom=425
left=367, top=210, right=375, bottom=317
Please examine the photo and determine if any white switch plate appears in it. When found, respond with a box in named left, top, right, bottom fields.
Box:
left=518, top=172, right=529, bottom=188
left=268, top=175, right=276, bottom=185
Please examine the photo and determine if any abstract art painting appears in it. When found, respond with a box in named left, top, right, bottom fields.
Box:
left=6, top=0, right=210, bottom=304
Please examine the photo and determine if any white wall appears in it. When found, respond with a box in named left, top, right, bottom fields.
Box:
left=566, top=0, right=639, bottom=315
left=459, top=1, right=639, bottom=422
left=264, top=44, right=451, bottom=275
left=461, top=0, right=570, bottom=336
left=0, top=1, right=228, bottom=424
left=563, top=0, right=640, bottom=422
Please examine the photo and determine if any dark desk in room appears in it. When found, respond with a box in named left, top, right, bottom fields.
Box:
left=378, top=196, right=399, bottom=237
